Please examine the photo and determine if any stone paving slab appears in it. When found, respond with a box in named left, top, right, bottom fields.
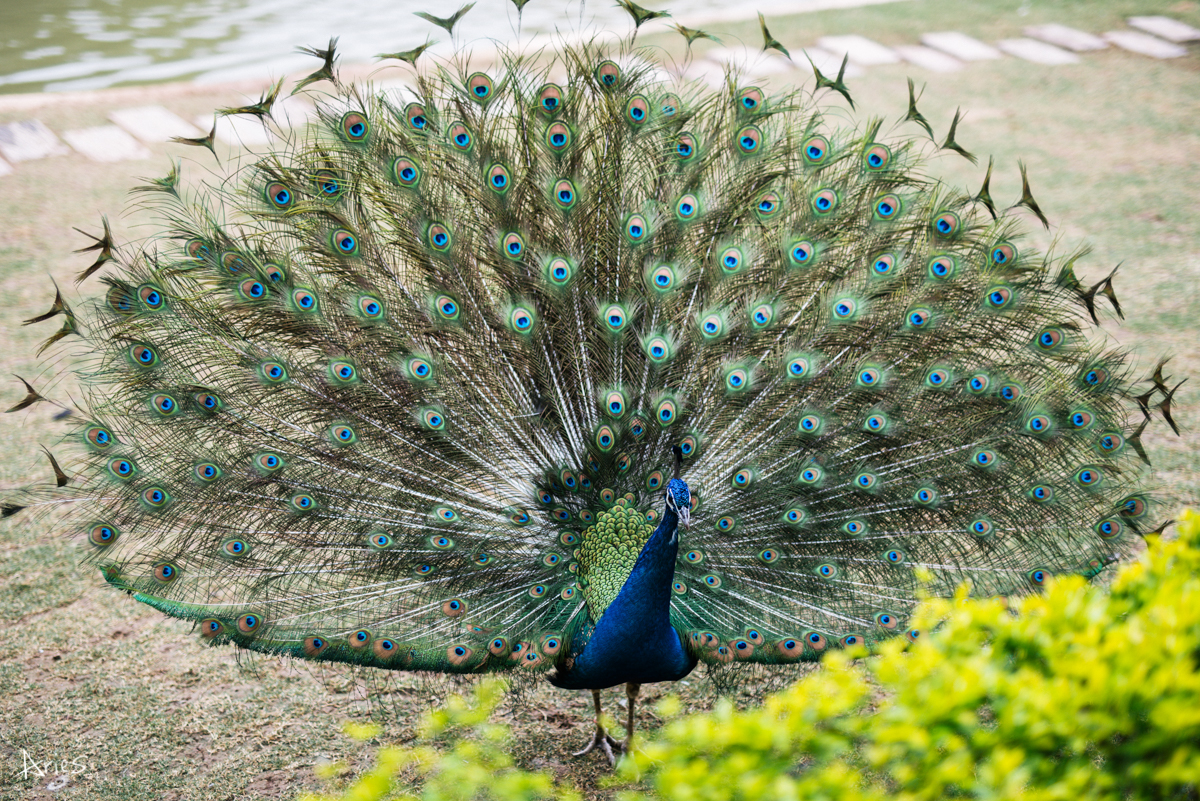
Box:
left=1102, top=30, right=1188, bottom=58
left=705, top=47, right=796, bottom=77
left=195, top=114, right=275, bottom=147
left=109, top=105, right=203, bottom=144
left=0, top=119, right=70, bottom=162
left=61, top=125, right=153, bottom=162
left=798, top=47, right=866, bottom=78
left=920, top=31, right=1003, bottom=61
left=997, top=38, right=1080, bottom=65
left=893, top=44, right=963, bottom=72
left=1024, top=23, right=1108, bottom=51
left=816, top=34, right=900, bottom=65
left=1127, top=16, right=1200, bottom=43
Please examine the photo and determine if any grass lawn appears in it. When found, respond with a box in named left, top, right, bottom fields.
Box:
left=0, top=0, right=1197, bottom=798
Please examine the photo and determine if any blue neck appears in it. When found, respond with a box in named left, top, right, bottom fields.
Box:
left=548, top=506, right=697, bottom=689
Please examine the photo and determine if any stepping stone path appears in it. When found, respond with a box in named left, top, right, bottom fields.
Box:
left=61, top=126, right=151, bottom=162
left=1102, top=30, right=1188, bottom=59
left=0, top=14, right=1193, bottom=178
left=996, top=38, right=1080, bottom=65
left=893, top=45, right=963, bottom=73
left=1127, top=16, right=1200, bottom=43
left=1024, top=23, right=1108, bottom=52
left=109, top=105, right=202, bottom=144
left=920, top=31, right=1003, bottom=61
left=0, top=119, right=69, bottom=162
left=816, top=34, right=900, bottom=66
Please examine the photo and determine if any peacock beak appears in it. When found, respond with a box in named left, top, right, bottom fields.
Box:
left=678, top=505, right=690, bottom=529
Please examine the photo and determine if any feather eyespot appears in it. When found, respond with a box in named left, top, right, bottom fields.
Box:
left=1028, top=484, right=1055, bottom=503
left=553, top=179, right=577, bottom=209
left=254, top=452, right=284, bottom=474
left=725, top=367, right=749, bottom=392
left=927, top=255, right=956, bottom=280
left=1074, top=466, right=1104, bottom=488
left=871, top=253, right=897, bottom=276
left=933, top=211, right=960, bottom=236
left=913, top=487, right=938, bottom=506
left=200, top=619, right=224, bottom=638
left=798, top=413, right=823, bottom=435
left=854, top=472, right=878, bottom=491
left=644, top=335, right=672, bottom=363
left=1068, top=410, right=1094, bottom=429
left=873, top=194, right=902, bottom=221
left=1096, top=518, right=1124, bottom=539
left=129, top=343, right=159, bottom=368
left=966, top=373, right=991, bottom=394
left=349, top=629, right=372, bottom=649
left=149, top=393, right=178, bottom=417
left=259, top=361, right=288, bottom=384
left=542, top=552, right=562, bottom=567
left=675, top=133, right=698, bottom=161
left=778, top=638, right=804, bottom=659
left=237, top=612, right=262, bottom=633
left=715, top=515, right=736, bottom=532
left=786, top=356, right=811, bottom=379
left=832, top=298, right=857, bottom=320
left=884, top=549, right=905, bottom=564
left=750, top=303, right=775, bottom=328
left=971, top=449, right=998, bottom=469
left=1036, top=327, right=1064, bottom=350
left=185, top=238, right=210, bottom=262
left=545, top=122, right=572, bottom=152
left=678, top=434, right=698, bottom=458
left=594, top=424, right=617, bottom=452
left=672, top=581, right=687, bottom=595
left=289, top=493, right=316, bottom=512
left=373, top=638, right=399, bottom=660
left=676, top=194, right=700, bottom=221
left=987, top=286, right=1013, bottom=309
left=815, top=563, right=838, bottom=579
left=421, top=408, right=447, bottom=430
left=604, top=390, right=627, bottom=418
left=731, top=468, right=754, bottom=488
left=906, top=308, right=932, bottom=328
left=222, top=251, right=246, bottom=273
left=528, top=584, right=548, bottom=598
left=875, top=613, right=899, bottom=630
left=595, top=60, right=621, bottom=88
left=88, top=523, right=119, bottom=546
left=970, top=518, right=994, bottom=537
left=737, top=86, right=764, bottom=112
left=925, top=367, right=952, bottom=388
left=404, top=102, right=427, bottom=130
left=392, top=156, right=421, bottom=187
left=544, top=257, right=574, bottom=286
left=508, top=305, right=536, bottom=334
left=331, top=229, right=359, bottom=256
left=367, top=531, right=393, bottom=551
left=488, top=163, right=512, bottom=194
left=340, top=111, right=369, bottom=142
left=857, top=367, right=882, bottom=387
left=799, top=465, right=823, bottom=484
left=625, top=95, right=650, bottom=125
left=864, top=412, right=889, bottom=432
left=538, top=84, right=562, bottom=113
left=736, top=125, right=762, bottom=155
left=788, top=240, right=815, bottom=267
left=702, top=574, right=722, bottom=588
left=660, top=93, right=681, bottom=116
left=802, top=135, right=829, bottom=164
left=1028, top=568, right=1049, bottom=587
left=624, top=214, right=650, bottom=243
left=783, top=507, right=806, bottom=526
left=811, top=188, right=838, bottom=214
left=466, top=72, right=493, bottom=101
left=648, top=264, right=677, bottom=292
left=1098, top=431, right=1125, bottom=454
left=435, top=295, right=460, bottom=321
left=138, top=284, right=166, bottom=309
left=435, top=506, right=458, bottom=522
left=1082, top=366, right=1110, bottom=388
left=291, top=288, right=318, bottom=312
left=441, top=598, right=467, bottom=617
left=999, top=383, right=1023, bottom=402
left=805, top=632, right=828, bottom=651
left=193, top=462, right=222, bottom=482
left=864, top=143, right=891, bottom=170
left=447, top=122, right=473, bottom=152
left=431, top=535, right=455, bottom=550
left=303, top=636, right=330, bottom=657
left=427, top=223, right=452, bottom=252
left=755, top=191, right=781, bottom=218
left=991, top=243, right=1017, bottom=265
left=329, top=360, right=357, bottom=384
left=840, top=635, right=864, bottom=649
left=1119, top=495, right=1149, bottom=519
left=220, top=538, right=252, bottom=561
left=107, top=457, right=136, bottom=480
left=718, top=246, right=744, bottom=274
left=314, top=170, right=341, bottom=199
left=153, top=562, right=179, bottom=582
left=656, top=398, right=677, bottom=426
left=1025, top=414, right=1053, bottom=436
left=238, top=278, right=268, bottom=301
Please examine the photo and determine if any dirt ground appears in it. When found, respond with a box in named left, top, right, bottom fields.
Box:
left=1, top=1, right=1198, bottom=798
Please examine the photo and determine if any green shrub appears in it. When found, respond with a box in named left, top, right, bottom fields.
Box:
left=301, top=510, right=1200, bottom=800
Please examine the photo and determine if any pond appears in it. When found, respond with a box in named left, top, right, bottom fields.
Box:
left=0, top=0, right=709, bottom=95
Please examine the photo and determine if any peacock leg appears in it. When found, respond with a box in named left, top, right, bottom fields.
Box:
left=573, top=689, right=624, bottom=764
left=618, top=682, right=641, bottom=752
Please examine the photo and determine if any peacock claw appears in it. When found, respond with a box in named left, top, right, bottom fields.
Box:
left=572, top=726, right=625, bottom=764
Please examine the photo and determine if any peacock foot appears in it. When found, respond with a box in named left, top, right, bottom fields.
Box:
left=572, top=725, right=625, bottom=765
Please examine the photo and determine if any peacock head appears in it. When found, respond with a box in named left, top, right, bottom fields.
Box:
left=664, top=478, right=691, bottom=529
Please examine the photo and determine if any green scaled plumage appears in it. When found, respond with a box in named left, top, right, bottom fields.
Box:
left=10, top=32, right=1177, bottom=694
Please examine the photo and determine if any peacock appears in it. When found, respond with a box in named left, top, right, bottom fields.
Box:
left=6, top=4, right=1183, bottom=766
